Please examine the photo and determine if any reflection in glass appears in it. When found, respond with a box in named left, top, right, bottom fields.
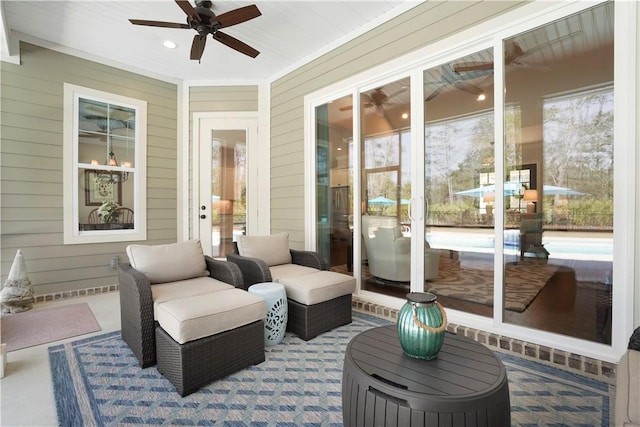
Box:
left=315, top=95, right=354, bottom=273
left=359, top=77, right=411, bottom=297
left=77, top=97, right=137, bottom=233
left=503, top=2, right=613, bottom=344
left=423, top=47, right=495, bottom=318
left=210, top=130, right=247, bottom=258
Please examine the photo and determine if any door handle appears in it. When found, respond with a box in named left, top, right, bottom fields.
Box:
left=200, top=214, right=206, bottom=219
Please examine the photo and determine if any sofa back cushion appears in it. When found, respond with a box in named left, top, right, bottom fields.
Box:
left=126, top=240, right=209, bottom=284
left=237, top=233, right=292, bottom=266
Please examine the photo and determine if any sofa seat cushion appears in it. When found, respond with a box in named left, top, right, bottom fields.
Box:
left=126, top=240, right=209, bottom=284
left=156, top=289, right=267, bottom=345
left=279, top=271, right=356, bottom=305
left=151, top=277, right=235, bottom=319
left=270, top=264, right=319, bottom=282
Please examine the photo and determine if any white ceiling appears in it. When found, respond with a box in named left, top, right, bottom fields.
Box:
left=1, top=0, right=417, bottom=84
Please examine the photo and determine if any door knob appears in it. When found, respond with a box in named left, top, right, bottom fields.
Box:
left=200, top=214, right=206, bottom=219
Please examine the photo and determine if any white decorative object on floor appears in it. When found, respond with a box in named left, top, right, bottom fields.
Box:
left=0, top=343, right=6, bottom=378
left=0, top=249, right=35, bottom=314
left=248, top=282, right=288, bottom=346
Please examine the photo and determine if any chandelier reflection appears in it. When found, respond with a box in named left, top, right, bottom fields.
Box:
left=91, top=140, right=131, bottom=184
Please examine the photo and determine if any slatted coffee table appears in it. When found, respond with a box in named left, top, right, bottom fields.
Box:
left=342, top=325, right=510, bottom=426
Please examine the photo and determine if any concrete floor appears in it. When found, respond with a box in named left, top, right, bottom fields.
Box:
left=0, top=292, right=120, bottom=427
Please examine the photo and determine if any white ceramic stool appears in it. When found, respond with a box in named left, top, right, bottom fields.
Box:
left=248, top=282, right=288, bottom=346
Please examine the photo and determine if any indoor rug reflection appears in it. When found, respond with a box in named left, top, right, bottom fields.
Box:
left=425, top=254, right=563, bottom=312
left=49, top=312, right=609, bottom=426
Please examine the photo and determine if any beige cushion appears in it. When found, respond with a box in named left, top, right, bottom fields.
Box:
left=270, top=264, right=319, bottom=282
left=237, top=233, right=292, bottom=266
left=616, top=349, right=640, bottom=426
left=151, top=276, right=234, bottom=319
left=156, top=289, right=267, bottom=344
left=126, top=240, right=208, bottom=284
left=279, top=271, right=356, bottom=305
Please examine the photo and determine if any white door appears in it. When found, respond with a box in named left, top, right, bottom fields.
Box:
left=198, top=116, right=258, bottom=257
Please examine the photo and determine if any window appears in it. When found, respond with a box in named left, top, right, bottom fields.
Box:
left=63, top=84, right=147, bottom=244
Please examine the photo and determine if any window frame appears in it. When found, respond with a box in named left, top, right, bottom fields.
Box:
left=63, top=84, right=147, bottom=244
left=304, top=0, right=637, bottom=362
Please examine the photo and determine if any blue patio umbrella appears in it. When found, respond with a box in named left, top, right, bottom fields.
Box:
left=368, top=196, right=396, bottom=206
left=542, top=185, right=587, bottom=196
left=454, top=181, right=524, bottom=197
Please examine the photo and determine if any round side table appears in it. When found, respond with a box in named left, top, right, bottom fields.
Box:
left=248, top=282, right=288, bottom=346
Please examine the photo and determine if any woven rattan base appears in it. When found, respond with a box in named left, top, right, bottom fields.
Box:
left=156, top=320, right=265, bottom=397
left=287, top=294, right=352, bottom=341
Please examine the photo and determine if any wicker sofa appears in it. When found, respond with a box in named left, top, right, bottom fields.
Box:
left=227, top=233, right=356, bottom=340
left=118, top=240, right=266, bottom=396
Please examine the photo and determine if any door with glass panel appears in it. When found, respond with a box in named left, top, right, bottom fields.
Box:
left=314, top=96, right=354, bottom=274
left=359, top=77, right=414, bottom=298
left=423, top=48, right=496, bottom=317
left=198, top=118, right=257, bottom=258
left=502, top=2, right=613, bottom=344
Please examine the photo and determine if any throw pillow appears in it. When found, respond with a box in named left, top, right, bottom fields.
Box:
left=126, top=240, right=209, bottom=284
left=237, top=233, right=292, bottom=266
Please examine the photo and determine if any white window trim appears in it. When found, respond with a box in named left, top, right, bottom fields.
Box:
left=63, top=83, right=147, bottom=244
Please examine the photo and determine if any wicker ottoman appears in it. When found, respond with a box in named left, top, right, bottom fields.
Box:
left=155, top=289, right=267, bottom=396
left=278, top=270, right=356, bottom=340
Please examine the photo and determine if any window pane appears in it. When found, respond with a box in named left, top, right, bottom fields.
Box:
left=503, top=2, right=614, bottom=344
left=210, top=131, right=246, bottom=257
left=360, top=77, right=411, bottom=297
left=423, top=47, right=495, bottom=317
left=76, top=97, right=137, bottom=234
left=315, top=95, right=354, bottom=273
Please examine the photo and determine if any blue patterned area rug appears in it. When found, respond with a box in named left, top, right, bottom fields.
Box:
left=49, top=312, right=610, bottom=426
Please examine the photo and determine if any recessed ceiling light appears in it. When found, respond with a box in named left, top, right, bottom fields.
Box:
left=477, top=94, right=486, bottom=101
left=163, top=40, right=178, bottom=49
left=401, top=112, right=409, bottom=119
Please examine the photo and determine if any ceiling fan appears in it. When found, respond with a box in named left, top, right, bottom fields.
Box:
left=340, top=87, right=406, bottom=115
left=129, top=0, right=261, bottom=61
left=425, top=64, right=489, bottom=102
left=453, top=32, right=583, bottom=74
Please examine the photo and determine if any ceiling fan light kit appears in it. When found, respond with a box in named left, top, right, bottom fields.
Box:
left=129, top=0, right=261, bottom=62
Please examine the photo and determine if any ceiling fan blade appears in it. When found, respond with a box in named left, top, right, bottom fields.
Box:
left=213, top=31, right=259, bottom=58
left=129, top=19, right=190, bottom=29
left=216, top=5, right=261, bottom=28
left=455, top=81, right=484, bottom=95
left=454, top=62, right=494, bottom=73
left=175, top=0, right=201, bottom=22
left=190, top=35, right=207, bottom=61
left=425, top=85, right=446, bottom=102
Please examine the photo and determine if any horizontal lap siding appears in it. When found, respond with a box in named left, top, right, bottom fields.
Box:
left=270, top=1, right=525, bottom=249
left=0, top=42, right=178, bottom=295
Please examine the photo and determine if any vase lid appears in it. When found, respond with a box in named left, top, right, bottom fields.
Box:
left=406, top=292, right=437, bottom=304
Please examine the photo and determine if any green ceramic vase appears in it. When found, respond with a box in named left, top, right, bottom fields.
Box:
left=397, top=292, right=447, bottom=360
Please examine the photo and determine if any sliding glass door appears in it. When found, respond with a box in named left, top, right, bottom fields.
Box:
left=502, top=2, right=613, bottom=343
left=311, top=0, right=620, bottom=349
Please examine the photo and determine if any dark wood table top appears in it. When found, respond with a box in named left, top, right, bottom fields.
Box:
left=346, top=325, right=508, bottom=407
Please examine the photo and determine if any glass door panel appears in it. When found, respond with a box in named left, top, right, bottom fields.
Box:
left=315, top=95, right=354, bottom=274
left=360, top=77, right=412, bottom=298
left=198, top=119, right=253, bottom=258
left=423, top=48, right=495, bottom=317
left=503, top=2, right=614, bottom=343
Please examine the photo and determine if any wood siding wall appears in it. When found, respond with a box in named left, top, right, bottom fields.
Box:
left=270, top=1, right=525, bottom=249
left=0, top=42, right=178, bottom=295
